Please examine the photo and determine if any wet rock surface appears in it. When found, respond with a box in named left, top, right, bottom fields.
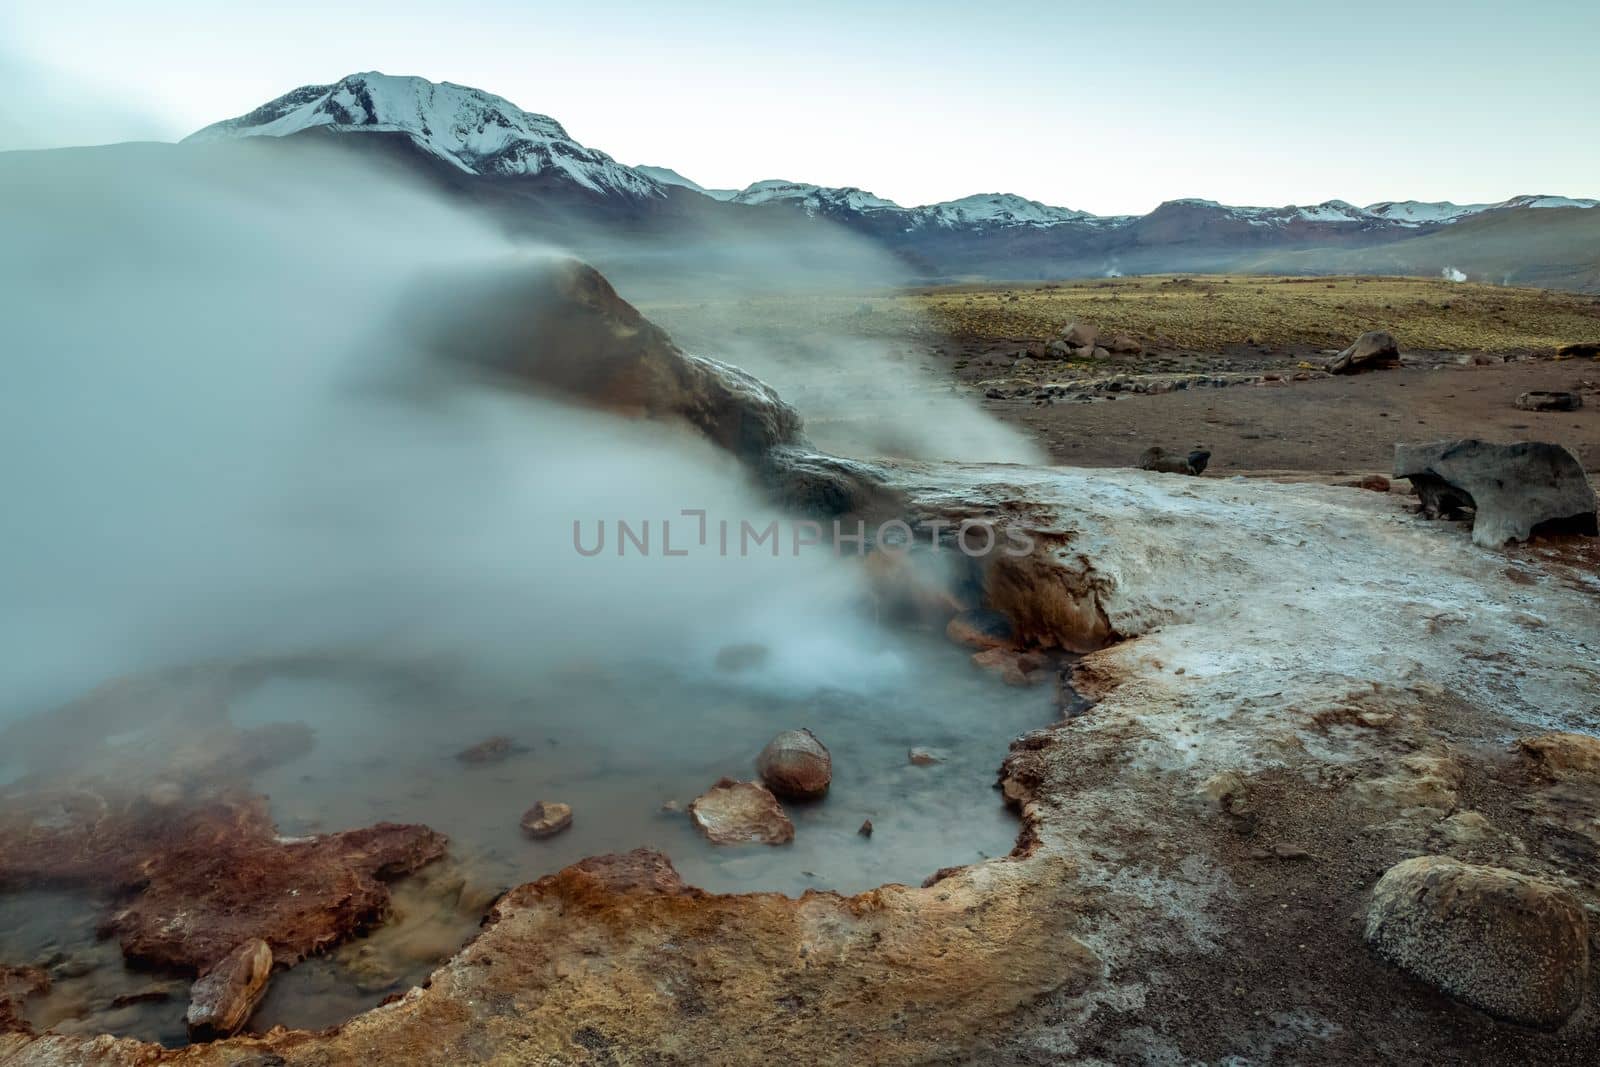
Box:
left=1516, top=390, right=1582, bottom=412
left=688, top=779, right=795, bottom=846
left=0, top=791, right=445, bottom=973
left=1394, top=438, right=1599, bottom=546
left=754, top=730, right=832, bottom=800
left=1365, top=856, right=1590, bottom=1026
left=186, top=939, right=273, bottom=1039
left=519, top=801, right=573, bottom=839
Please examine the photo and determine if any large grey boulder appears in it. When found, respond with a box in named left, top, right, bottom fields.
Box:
left=1365, top=856, right=1589, bottom=1026
left=1326, top=330, right=1400, bottom=374
left=1394, top=439, right=1598, bottom=546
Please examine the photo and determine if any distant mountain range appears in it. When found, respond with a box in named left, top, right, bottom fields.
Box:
left=172, top=71, right=1600, bottom=292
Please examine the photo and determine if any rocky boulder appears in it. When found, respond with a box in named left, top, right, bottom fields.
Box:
left=520, top=801, right=574, bottom=839
left=1326, top=330, right=1401, bottom=375
left=1059, top=321, right=1097, bottom=350
left=1516, top=391, right=1582, bottom=412
left=945, top=608, right=1017, bottom=650
left=755, top=729, right=832, bottom=800
left=411, top=257, right=802, bottom=463
left=1140, top=446, right=1210, bottom=476
left=1393, top=439, right=1598, bottom=546
left=1365, top=856, right=1589, bottom=1026
left=688, top=779, right=794, bottom=845
left=186, top=938, right=273, bottom=1039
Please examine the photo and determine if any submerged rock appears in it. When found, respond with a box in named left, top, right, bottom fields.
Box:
left=971, top=647, right=1048, bottom=687
left=455, top=736, right=517, bottom=765
left=908, top=748, right=945, bottom=766
left=186, top=938, right=273, bottom=1039
left=520, top=801, right=574, bottom=839
left=755, top=729, right=832, bottom=800
left=0, top=965, right=49, bottom=1033
left=688, top=779, right=794, bottom=845
left=1394, top=439, right=1598, bottom=546
left=1365, top=856, right=1589, bottom=1026
left=713, top=643, right=769, bottom=672
left=1326, top=330, right=1400, bottom=374
left=858, top=819, right=874, bottom=837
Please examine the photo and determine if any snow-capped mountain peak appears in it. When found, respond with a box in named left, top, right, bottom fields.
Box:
left=728, top=180, right=904, bottom=214
left=910, top=193, right=1093, bottom=228
left=634, top=165, right=739, bottom=201
left=186, top=71, right=665, bottom=198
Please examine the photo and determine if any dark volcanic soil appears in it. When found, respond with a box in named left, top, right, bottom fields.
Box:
left=959, top=352, right=1600, bottom=476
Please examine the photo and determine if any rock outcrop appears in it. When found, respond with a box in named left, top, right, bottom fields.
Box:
left=1365, top=856, right=1589, bottom=1026
left=1394, top=439, right=1598, bottom=546
left=688, top=779, right=795, bottom=845
left=1326, top=330, right=1401, bottom=374
left=755, top=730, right=832, bottom=800
left=186, top=939, right=273, bottom=1039
left=413, top=257, right=803, bottom=463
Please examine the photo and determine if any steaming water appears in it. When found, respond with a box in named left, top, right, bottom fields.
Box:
left=2, top=631, right=1060, bottom=1043
left=0, top=134, right=1063, bottom=1047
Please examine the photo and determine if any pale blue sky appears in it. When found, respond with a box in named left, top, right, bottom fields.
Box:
left=4, top=0, right=1595, bottom=214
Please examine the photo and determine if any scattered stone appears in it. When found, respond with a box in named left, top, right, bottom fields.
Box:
left=1140, top=446, right=1210, bottom=476
left=945, top=608, right=1016, bottom=651
left=1342, top=474, right=1391, bottom=493
left=688, top=779, right=794, bottom=846
left=1365, top=856, right=1589, bottom=1026
left=1516, top=390, right=1582, bottom=412
left=858, top=819, right=874, bottom=838
left=1091, top=346, right=1110, bottom=361
left=908, top=748, right=944, bottom=766
left=186, top=938, right=273, bottom=1039
left=109, top=989, right=173, bottom=1009
left=456, top=736, right=517, bottom=765
left=1394, top=439, right=1599, bottom=546
left=714, top=643, right=769, bottom=672
left=1556, top=342, right=1600, bottom=358
left=520, top=801, right=574, bottom=839
left=1326, top=330, right=1401, bottom=374
left=1059, top=321, right=1097, bottom=349
left=659, top=799, right=682, bottom=814
left=1200, top=771, right=1251, bottom=815
left=755, top=729, right=832, bottom=800
left=1103, top=334, right=1143, bottom=355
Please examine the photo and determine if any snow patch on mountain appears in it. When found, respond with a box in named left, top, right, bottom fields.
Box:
left=635, top=165, right=738, bottom=200
left=728, top=180, right=904, bottom=214
left=1365, top=200, right=1492, bottom=224
left=908, top=193, right=1092, bottom=228
left=187, top=72, right=664, bottom=198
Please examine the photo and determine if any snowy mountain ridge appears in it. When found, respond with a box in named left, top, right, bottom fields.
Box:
left=186, top=73, right=1597, bottom=235
left=186, top=71, right=666, bottom=198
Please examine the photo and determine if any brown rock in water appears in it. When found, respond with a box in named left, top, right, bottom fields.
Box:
left=688, top=779, right=794, bottom=846
left=858, top=819, right=874, bottom=838
left=1365, top=856, right=1589, bottom=1026
left=1516, top=390, right=1582, bottom=412
left=0, top=965, right=49, bottom=1033
left=945, top=608, right=1016, bottom=651
left=908, top=748, right=944, bottom=766
left=755, top=729, right=832, bottom=800
left=455, top=736, right=517, bottom=765
left=1326, top=330, right=1401, bottom=374
left=186, top=938, right=273, bottom=1039
left=520, top=801, right=574, bottom=839
left=0, top=791, right=445, bottom=972
left=971, top=647, right=1048, bottom=687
